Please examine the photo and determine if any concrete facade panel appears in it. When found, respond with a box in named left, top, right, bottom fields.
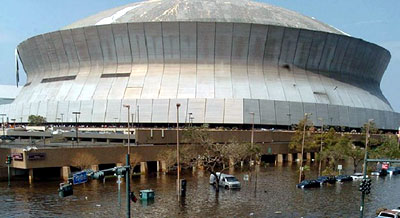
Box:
left=151, top=99, right=169, bottom=123
left=205, top=99, right=224, bottom=124
left=275, top=101, right=290, bottom=125
left=243, top=99, right=261, bottom=124
left=224, top=99, right=243, bottom=124
left=259, top=100, right=276, bottom=125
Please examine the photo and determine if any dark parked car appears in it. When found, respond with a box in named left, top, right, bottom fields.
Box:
left=296, top=180, right=321, bottom=189
left=0, top=135, right=15, bottom=141
left=316, top=176, right=336, bottom=185
left=371, top=169, right=388, bottom=177
left=387, top=167, right=400, bottom=175
left=335, top=175, right=353, bottom=182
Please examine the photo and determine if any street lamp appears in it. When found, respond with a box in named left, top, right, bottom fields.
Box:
left=318, top=117, right=324, bottom=177
left=123, top=104, right=131, bottom=218
left=360, top=119, right=373, bottom=218
left=72, top=112, right=80, bottom=145
left=176, top=103, right=181, bottom=198
left=0, top=114, right=6, bottom=139
left=287, top=113, right=292, bottom=130
left=60, top=113, right=64, bottom=126
left=299, top=113, right=311, bottom=183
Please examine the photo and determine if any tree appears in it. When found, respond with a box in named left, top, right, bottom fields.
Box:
left=289, top=118, right=317, bottom=153
left=71, top=152, right=98, bottom=170
left=28, top=115, right=47, bottom=126
left=317, top=128, right=343, bottom=175
left=160, top=126, right=259, bottom=192
left=341, top=140, right=364, bottom=173
left=370, top=134, right=400, bottom=159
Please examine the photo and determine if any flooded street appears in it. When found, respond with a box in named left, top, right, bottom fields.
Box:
left=1, top=163, right=400, bottom=217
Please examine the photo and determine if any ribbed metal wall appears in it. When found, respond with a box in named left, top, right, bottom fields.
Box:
left=1, top=22, right=397, bottom=129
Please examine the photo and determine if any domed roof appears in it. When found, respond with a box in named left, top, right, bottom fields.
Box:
left=62, top=0, right=346, bottom=35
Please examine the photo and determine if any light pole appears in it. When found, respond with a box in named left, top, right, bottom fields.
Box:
left=72, top=112, right=80, bottom=145
left=299, top=113, right=311, bottom=183
left=136, top=105, right=140, bottom=128
left=0, top=114, right=6, bottom=139
left=176, top=103, right=181, bottom=198
left=123, top=104, right=131, bottom=218
left=318, top=117, right=324, bottom=177
left=287, top=113, right=292, bottom=131
left=360, top=119, right=373, bottom=218
left=61, top=113, right=64, bottom=126
left=114, top=118, right=118, bottom=132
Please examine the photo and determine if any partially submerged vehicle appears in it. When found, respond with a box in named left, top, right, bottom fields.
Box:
left=209, top=173, right=241, bottom=190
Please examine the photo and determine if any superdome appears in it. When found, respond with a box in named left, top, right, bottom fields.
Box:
left=63, top=0, right=345, bottom=35
left=1, top=0, right=399, bottom=130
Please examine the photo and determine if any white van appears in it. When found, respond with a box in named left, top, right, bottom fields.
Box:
left=209, top=172, right=241, bottom=189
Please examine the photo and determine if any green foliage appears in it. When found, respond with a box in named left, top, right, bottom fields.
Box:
left=28, top=115, right=47, bottom=126
left=370, top=134, right=400, bottom=159
left=289, top=117, right=317, bottom=152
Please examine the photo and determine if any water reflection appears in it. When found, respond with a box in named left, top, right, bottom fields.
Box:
left=1, top=163, right=400, bottom=217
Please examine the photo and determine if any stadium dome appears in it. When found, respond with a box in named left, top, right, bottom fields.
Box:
left=1, top=0, right=398, bottom=130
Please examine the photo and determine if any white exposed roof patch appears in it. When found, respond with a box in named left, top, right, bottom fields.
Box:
left=95, top=5, right=140, bottom=25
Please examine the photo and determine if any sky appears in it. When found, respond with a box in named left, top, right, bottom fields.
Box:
left=0, top=0, right=399, bottom=111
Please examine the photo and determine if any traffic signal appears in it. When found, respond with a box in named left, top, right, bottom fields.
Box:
left=359, top=178, right=372, bottom=195
left=113, top=167, right=126, bottom=176
left=5, top=155, right=12, bottom=165
left=92, top=171, right=105, bottom=180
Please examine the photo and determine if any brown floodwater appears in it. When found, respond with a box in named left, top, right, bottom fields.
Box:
left=1, top=163, right=399, bottom=217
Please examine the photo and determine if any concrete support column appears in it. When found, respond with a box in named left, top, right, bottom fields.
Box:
left=106, top=139, right=110, bottom=144
left=116, top=163, right=124, bottom=167
left=160, top=161, right=167, bottom=172
left=140, top=162, right=148, bottom=174
left=91, top=138, right=96, bottom=144
left=29, top=169, right=34, bottom=184
left=287, top=153, right=293, bottom=162
left=90, top=165, right=99, bottom=172
left=60, top=166, right=71, bottom=181
left=307, top=152, right=312, bottom=161
left=277, top=154, right=284, bottom=163
left=297, top=153, right=302, bottom=162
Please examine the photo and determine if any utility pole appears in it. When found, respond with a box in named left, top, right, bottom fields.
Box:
left=176, top=103, right=181, bottom=199
left=123, top=104, right=131, bottom=218
left=318, top=118, right=324, bottom=177
left=72, top=112, right=80, bottom=146
left=360, top=119, right=373, bottom=218
left=299, top=113, right=311, bottom=183
left=287, top=113, right=291, bottom=131
left=0, top=114, right=6, bottom=140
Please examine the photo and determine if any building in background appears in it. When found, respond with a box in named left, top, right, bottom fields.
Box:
left=0, top=85, right=21, bottom=105
left=0, top=0, right=398, bottom=129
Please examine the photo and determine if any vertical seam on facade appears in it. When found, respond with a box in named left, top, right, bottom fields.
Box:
left=158, top=22, right=166, bottom=99
left=140, top=23, right=150, bottom=99
left=122, top=23, right=132, bottom=100
left=303, top=31, right=317, bottom=104
left=261, top=25, right=270, bottom=99
left=246, top=23, right=253, bottom=99
left=277, top=28, right=287, bottom=101
left=292, top=29, right=303, bottom=103
left=213, top=22, right=217, bottom=99
left=77, top=27, right=94, bottom=101
left=229, top=23, right=234, bottom=99
left=177, top=22, right=182, bottom=99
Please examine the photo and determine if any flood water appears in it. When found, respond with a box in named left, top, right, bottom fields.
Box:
left=1, top=163, right=400, bottom=217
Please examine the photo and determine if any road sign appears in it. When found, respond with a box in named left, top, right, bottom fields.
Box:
left=73, top=171, right=88, bottom=185
left=338, top=165, right=342, bottom=170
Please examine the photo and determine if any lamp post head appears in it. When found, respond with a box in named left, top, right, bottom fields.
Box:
left=176, top=103, right=181, bottom=108
left=123, top=104, right=130, bottom=109
left=72, top=111, right=81, bottom=115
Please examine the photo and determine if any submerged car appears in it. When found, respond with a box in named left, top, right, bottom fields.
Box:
left=371, top=169, right=388, bottom=177
left=209, top=173, right=241, bottom=189
left=376, top=209, right=400, bottom=218
left=387, top=167, right=400, bottom=176
left=335, top=175, right=353, bottom=182
left=351, top=173, right=368, bottom=180
left=316, top=176, right=336, bottom=185
left=296, top=180, right=321, bottom=189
